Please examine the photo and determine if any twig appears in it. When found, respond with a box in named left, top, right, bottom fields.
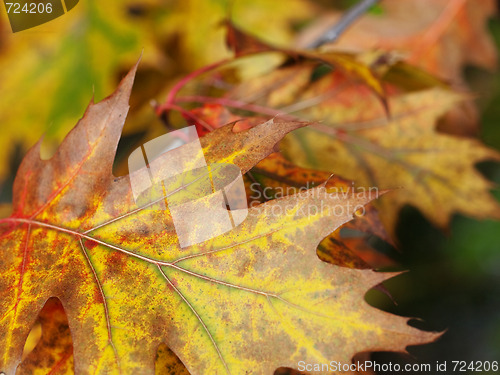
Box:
left=308, top=0, right=380, bottom=48
left=176, top=95, right=298, bottom=120
left=159, top=58, right=231, bottom=109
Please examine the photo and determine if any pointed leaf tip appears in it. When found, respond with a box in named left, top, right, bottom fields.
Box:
left=115, top=56, right=141, bottom=99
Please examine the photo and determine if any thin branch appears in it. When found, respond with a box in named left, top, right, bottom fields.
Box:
left=160, top=58, right=231, bottom=108
left=175, top=95, right=297, bottom=120
left=308, top=0, right=380, bottom=48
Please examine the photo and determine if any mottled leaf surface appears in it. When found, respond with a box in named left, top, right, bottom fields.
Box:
left=0, top=65, right=435, bottom=374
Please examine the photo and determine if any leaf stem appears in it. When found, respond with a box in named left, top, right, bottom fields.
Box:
left=158, top=58, right=232, bottom=111
left=175, top=95, right=297, bottom=120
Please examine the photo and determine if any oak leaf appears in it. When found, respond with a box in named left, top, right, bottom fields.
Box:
left=281, top=84, right=500, bottom=233
left=0, top=64, right=435, bottom=374
left=222, top=59, right=500, bottom=234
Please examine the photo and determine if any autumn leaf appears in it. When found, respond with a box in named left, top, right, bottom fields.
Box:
left=0, top=0, right=315, bottom=183
left=216, top=53, right=500, bottom=235
left=156, top=22, right=391, bottom=126
left=281, top=85, right=500, bottom=234
left=223, top=21, right=388, bottom=107
left=0, top=63, right=436, bottom=374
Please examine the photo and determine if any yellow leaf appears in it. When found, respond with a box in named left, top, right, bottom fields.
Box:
left=282, top=87, right=500, bottom=233
left=0, top=64, right=435, bottom=374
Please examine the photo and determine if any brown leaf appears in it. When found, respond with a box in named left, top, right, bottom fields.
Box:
left=0, top=63, right=436, bottom=374
left=282, top=85, right=500, bottom=233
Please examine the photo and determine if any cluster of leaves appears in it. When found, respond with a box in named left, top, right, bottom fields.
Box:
left=0, top=0, right=314, bottom=186
left=0, top=0, right=499, bottom=374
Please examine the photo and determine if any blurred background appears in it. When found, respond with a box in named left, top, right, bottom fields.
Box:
left=1, top=0, right=499, bottom=373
